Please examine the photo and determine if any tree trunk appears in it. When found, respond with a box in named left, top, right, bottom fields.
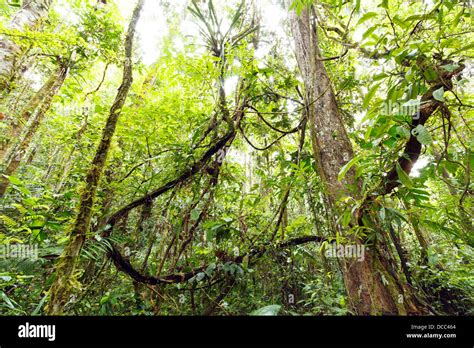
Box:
left=0, top=0, right=54, bottom=93
left=0, top=65, right=55, bottom=161
left=46, top=0, right=145, bottom=315
left=289, top=6, right=425, bottom=315
left=0, top=60, right=69, bottom=196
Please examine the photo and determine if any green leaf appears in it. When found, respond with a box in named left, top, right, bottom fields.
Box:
left=7, top=175, right=23, bottom=186
left=205, top=263, right=216, bottom=276
left=396, top=162, right=414, bottom=189
left=373, top=72, right=388, bottom=81
left=362, top=83, right=381, bottom=109
left=1, top=291, right=17, bottom=310
left=423, top=68, right=438, bottom=82
left=411, top=125, right=432, bottom=145
left=242, top=255, right=249, bottom=269
left=196, top=272, right=206, bottom=282
left=338, top=157, right=358, bottom=181
left=7, top=0, right=21, bottom=8
left=442, top=63, right=459, bottom=73
left=341, top=210, right=352, bottom=227
left=190, top=209, right=200, bottom=221
left=357, top=12, right=378, bottom=25
left=362, top=26, right=377, bottom=40
left=432, top=87, right=444, bottom=101
left=450, top=43, right=474, bottom=57
left=379, top=0, right=389, bottom=9
left=396, top=126, right=411, bottom=139
left=354, top=0, right=361, bottom=13
left=250, top=304, right=281, bottom=316
left=32, top=295, right=48, bottom=315
left=378, top=207, right=386, bottom=221
left=290, top=0, right=312, bottom=15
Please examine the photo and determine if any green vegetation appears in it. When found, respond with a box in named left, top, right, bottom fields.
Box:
left=0, top=0, right=472, bottom=316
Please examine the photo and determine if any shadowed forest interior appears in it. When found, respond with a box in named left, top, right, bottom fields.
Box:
left=0, top=0, right=472, bottom=316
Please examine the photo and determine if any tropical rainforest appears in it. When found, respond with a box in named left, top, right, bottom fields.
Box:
left=0, top=0, right=472, bottom=316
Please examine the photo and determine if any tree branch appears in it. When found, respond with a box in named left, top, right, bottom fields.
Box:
left=108, top=235, right=326, bottom=285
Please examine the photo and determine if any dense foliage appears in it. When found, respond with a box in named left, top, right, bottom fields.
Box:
left=0, top=0, right=472, bottom=315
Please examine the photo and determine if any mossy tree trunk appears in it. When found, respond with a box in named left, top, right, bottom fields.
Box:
left=46, top=0, right=145, bottom=315
left=0, top=59, right=69, bottom=196
left=289, top=5, right=426, bottom=315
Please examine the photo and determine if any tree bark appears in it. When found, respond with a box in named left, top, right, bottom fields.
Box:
left=289, top=6, right=425, bottom=315
left=46, top=0, right=145, bottom=315
left=0, top=0, right=54, bottom=94
left=0, top=60, right=69, bottom=196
